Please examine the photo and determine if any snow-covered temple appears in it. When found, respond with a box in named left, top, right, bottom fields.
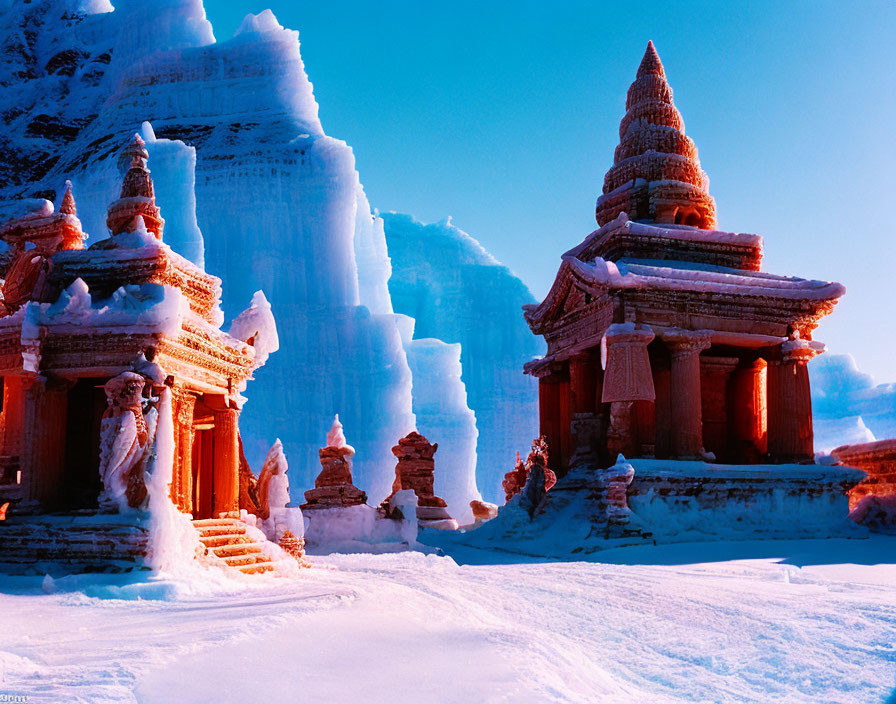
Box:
left=0, top=136, right=302, bottom=574
left=525, top=42, right=845, bottom=475
left=0, top=135, right=266, bottom=518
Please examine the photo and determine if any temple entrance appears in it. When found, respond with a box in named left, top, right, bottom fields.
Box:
left=191, top=425, right=215, bottom=519
left=62, top=379, right=106, bottom=510
left=184, top=394, right=239, bottom=520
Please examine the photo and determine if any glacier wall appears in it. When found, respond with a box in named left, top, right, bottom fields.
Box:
left=810, top=353, right=896, bottom=452
left=0, top=0, right=513, bottom=518
left=382, top=213, right=544, bottom=503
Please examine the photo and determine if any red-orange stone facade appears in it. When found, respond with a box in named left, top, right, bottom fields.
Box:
left=525, top=43, right=844, bottom=475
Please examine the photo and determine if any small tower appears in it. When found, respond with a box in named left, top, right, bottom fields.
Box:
left=595, top=41, right=716, bottom=229
left=58, top=181, right=84, bottom=251
left=105, top=134, right=165, bottom=238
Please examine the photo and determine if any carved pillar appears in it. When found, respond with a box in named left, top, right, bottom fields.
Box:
left=0, top=376, right=26, bottom=483
left=663, top=329, right=711, bottom=459
left=171, top=388, right=197, bottom=513
left=569, top=352, right=597, bottom=415
left=213, top=407, right=240, bottom=516
left=700, top=356, right=739, bottom=462
left=602, top=324, right=655, bottom=459
left=768, top=339, right=822, bottom=463
left=22, top=377, right=72, bottom=509
left=0, top=376, right=25, bottom=457
left=730, top=358, right=767, bottom=463
left=538, top=374, right=561, bottom=471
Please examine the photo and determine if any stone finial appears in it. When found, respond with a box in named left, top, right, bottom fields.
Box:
left=301, top=415, right=366, bottom=510
left=59, top=180, right=77, bottom=216
left=327, top=414, right=353, bottom=453
left=106, top=135, right=165, bottom=238
left=637, top=40, right=665, bottom=78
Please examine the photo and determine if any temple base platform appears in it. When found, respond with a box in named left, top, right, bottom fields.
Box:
left=0, top=511, right=151, bottom=575
left=429, top=460, right=869, bottom=559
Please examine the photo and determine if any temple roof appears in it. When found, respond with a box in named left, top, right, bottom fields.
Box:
left=595, top=42, right=716, bottom=229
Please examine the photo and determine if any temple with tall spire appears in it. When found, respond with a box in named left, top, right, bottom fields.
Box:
left=524, top=42, right=846, bottom=476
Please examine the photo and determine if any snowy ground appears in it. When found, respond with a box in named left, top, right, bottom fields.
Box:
left=2, top=537, right=895, bottom=704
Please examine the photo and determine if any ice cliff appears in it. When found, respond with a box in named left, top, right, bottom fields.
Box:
left=810, top=353, right=896, bottom=452
left=0, top=0, right=539, bottom=516
left=383, top=214, right=543, bottom=502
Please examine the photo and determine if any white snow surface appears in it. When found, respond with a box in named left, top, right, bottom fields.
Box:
left=1, top=538, right=894, bottom=703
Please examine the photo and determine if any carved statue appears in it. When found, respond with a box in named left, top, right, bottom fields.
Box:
left=255, top=438, right=290, bottom=520
left=98, top=371, right=158, bottom=511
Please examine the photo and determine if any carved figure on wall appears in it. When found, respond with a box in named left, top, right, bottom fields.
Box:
left=98, top=371, right=158, bottom=511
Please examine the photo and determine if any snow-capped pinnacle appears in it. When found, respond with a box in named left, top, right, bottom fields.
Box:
left=229, top=290, right=279, bottom=367
left=327, top=414, right=349, bottom=449
left=59, top=180, right=77, bottom=216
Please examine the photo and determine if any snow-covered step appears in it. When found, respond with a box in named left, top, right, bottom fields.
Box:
left=238, top=561, right=277, bottom=575
left=191, top=518, right=297, bottom=578
left=199, top=533, right=253, bottom=549
left=223, top=552, right=270, bottom=568
left=212, top=542, right=266, bottom=558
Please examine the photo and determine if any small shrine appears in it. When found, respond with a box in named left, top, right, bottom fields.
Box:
left=524, top=42, right=845, bottom=475
left=0, top=135, right=272, bottom=527
left=302, top=415, right=367, bottom=510
left=387, top=432, right=457, bottom=530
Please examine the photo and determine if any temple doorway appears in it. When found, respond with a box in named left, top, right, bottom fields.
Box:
left=61, top=379, right=107, bottom=510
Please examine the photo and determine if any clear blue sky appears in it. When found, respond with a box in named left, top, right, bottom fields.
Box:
left=206, top=1, right=896, bottom=382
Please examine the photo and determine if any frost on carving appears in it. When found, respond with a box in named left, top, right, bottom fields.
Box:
left=98, top=372, right=158, bottom=512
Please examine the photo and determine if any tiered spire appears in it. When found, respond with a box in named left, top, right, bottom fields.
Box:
left=595, top=41, right=716, bottom=229
left=59, top=180, right=77, bottom=216
left=105, top=134, right=164, bottom=238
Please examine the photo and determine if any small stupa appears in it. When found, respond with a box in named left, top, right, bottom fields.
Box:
left=301, top=415, right=367, bottom=510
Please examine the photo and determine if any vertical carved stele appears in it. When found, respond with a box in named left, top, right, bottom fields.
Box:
left=170, top=387, right=197, bottom=513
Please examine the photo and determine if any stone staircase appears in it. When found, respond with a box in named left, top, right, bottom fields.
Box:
left=192, top=517, right=282, bottom=576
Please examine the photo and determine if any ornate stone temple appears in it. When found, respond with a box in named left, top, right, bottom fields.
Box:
left=0, top=135, right=270, bottom=524
left=524, top=42, right=845, bottom=475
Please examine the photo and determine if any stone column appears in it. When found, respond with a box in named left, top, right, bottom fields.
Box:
left=730, top=358, right=767, bottom=462
left=602, top=324, right=655, bottom=458
left=663, top=329, right=711, bottom=459
left=22, top=377, right=73, bottom=509
left=700, top=356, right=739, bottom=461
left=768, top=339, right=822, bottom=463
left=0, top=376, right=26, bottom=483
left=213, top=407, right=240, bottom=517
left=538, top=374, right=562, bottom=470
left=569, top=352, right=597, bottom=415
left=171, top=388, right=197, bottom=513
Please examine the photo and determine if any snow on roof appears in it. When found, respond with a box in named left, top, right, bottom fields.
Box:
left=564, top=255, right=844, bottom=301
left=565, top=212, right=763, bottom=261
